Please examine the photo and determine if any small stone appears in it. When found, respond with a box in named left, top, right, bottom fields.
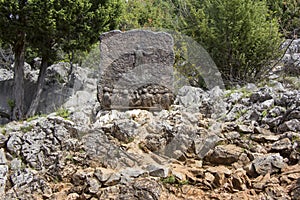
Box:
left=272, top=138, right=292, bottom=151
left=251, top=153, right=286, bottom=176
left=205, top=144, right=244, bottom=165
left=94, top=168, right=114, bottom=183
left=204, top=172, right=215, bottom=183
left=251, top=134, right=280, bottom=143
left=133, top=178, right=161, bottom=200
left=252, top=173, right=270, bottom=190
left=278, top=119, right=300, bottom=133
left=147, top=164, right=169, bottom=178
left=254, top=127, right=273, bottom=135
left=87, top=178, right=101, bottom=194
left=10, top=158, right=22, bottom=171
left=104, top=173, right=121, bottom=187
left=236, top=125, right=253, bottom=133
left=261, top=99, right=274, bottom=109
left=172, top=170, right=186, bottom=181
left=66, top=193, right=80, bottom=200
left=206, top=165, right=232, bottom=176
left=223, top=131, right=240, bottom=140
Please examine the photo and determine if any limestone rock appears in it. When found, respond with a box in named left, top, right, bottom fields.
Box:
left=250, top=153, right=286, bottom=176
left=0, top=149, right=8, bottom=196
left=271, top=138, right=292, bottom=151
left=278, top=119, right=300, bottom=133
left=147, top=164, right=169, bottom=178
left=205, top=144, right=244, bottom=165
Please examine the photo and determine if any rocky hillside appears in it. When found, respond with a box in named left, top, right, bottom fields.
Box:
left=0, top=37, right=300, bottom=199
left=0, top=67, right=299, bottom=199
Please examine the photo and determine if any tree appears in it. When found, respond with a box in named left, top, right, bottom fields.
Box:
left=25, top=0, right=123, bottom=117
left=55, top=0, right=123, bottom=76
left=173, top=0, right=283, bottom=84
left=0, top=0, right=123, bottom=119
left=0, top=0, right=28, bottom=119
left=119, top=0, right=175, bottom=30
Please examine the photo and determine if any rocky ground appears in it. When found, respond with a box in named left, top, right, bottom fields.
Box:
left=0, top=38, right=299, bottom=199
left=0, top=71, right=299, bottom=199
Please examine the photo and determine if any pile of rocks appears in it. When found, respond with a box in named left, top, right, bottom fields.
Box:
left=176, top=80, right=300, bottom=134
left=0, top=77, right=299, bottom=199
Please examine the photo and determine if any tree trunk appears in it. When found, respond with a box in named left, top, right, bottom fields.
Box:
left=68, top=50, right=74, bottom=79
left=26, top=55, right=48, bottom=118
left=12, top=31, right=25, bottom=120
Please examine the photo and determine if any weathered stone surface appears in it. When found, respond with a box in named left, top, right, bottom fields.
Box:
left=0, top=149, right=8, bottom=196
left=236, top=124, right=253, bottom=134
left=104, top=173, right=121, bottom=187
left=97, top=30, right=174, bottom=110
left=175, top=86, right=227, bottom=118
left=146, top=164, right=169, bottom=178
left=194, top=134, right=222, bottom=159
left=1, top=70, right=300, bottom=199
left=82, top=130, right=139, bottom=169
left=272, top=138, right=292, bottom=151
left=205, top=144, right=244, bottom=165
left=250, top=154, right=286, bottom=176
left=278, top=119, right=300, bottom=133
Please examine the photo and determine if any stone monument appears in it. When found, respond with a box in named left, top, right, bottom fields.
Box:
left=97, top=30, right=175, bottom=110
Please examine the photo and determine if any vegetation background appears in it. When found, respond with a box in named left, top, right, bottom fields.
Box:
left=0, top=0, right=299, bottom=119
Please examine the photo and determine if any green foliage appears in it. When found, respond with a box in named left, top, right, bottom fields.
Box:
left=262, top=109, right=269, bottom=118
left=56, top=107, right=70, bottom=119
left=1, top=128, right=6, bottom=135
left=26, top=114, right=47, bottom=122
left=174, top=0, right=283, bottom=84
left=161, top=175, right=190, bottom=186
left=266, top=0, right=300, bottom=38
left=20, top=124, right=34, bottom=133
left=119, top=0, right=175, bottom=30
left=236, top=109, right=248, bottom=120
left=161, top=175, right=176, bottom=184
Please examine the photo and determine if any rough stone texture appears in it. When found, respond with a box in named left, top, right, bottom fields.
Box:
left=0, top=149, right=8, bottom=196
left=175, top=85, right=227, bottom=118
left=0, top=63, right=300, bottom=199
left=250, top=153, right=286, bottom=176
left=97, top=30, right=175, bottom=110
left=0, top=62, right=98, bottom=124
left=205, top=144, right=245, bottom=165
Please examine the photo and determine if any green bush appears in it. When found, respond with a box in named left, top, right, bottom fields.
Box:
left=118, top=0, right=175, bottom=30
left=175, top=0, right=283, bottom=84
left=266, top=0, right=300, bottom=38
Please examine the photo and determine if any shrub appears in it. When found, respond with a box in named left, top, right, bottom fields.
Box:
left=176, top=0, right=283, bottom=84
left=266, top=0, right=300, bottom=38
